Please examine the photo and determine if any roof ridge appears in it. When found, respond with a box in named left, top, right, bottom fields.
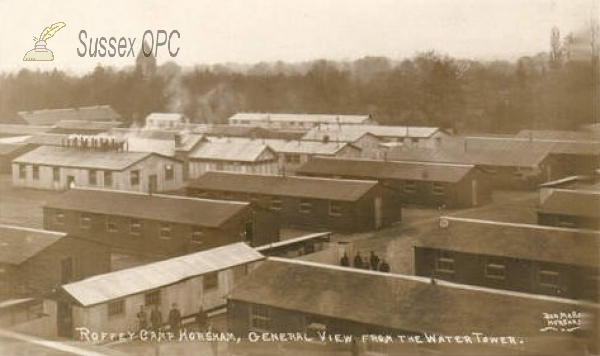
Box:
left=442, top=216, right=600, bottom=234
left=266, top=258, right=600, bottom=308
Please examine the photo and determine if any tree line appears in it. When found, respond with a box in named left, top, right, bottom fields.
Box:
left=0, top=46, right=596, bottom=133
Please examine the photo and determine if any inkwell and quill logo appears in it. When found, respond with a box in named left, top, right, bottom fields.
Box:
left=23, top=22, right=66, bottom=61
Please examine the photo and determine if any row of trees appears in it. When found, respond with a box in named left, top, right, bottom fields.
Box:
left=0, top=37, right=596, bottom=133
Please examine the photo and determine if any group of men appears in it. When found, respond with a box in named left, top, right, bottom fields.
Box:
left=340, top=251, right=390, bottom=272
left=136, top=303, right=195, bottom=335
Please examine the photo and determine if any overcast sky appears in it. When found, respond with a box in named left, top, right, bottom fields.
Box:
left=0, top=0, right=595, bottom=74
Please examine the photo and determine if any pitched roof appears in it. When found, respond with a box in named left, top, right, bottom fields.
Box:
left=297, top=157, right=475, bottom=183
left=18, top=105, right=121, bottom=125
left=45, top=189, right=250, bottom=227
left=189, top=140, right=275, bottom=162
left=145, top=113, right=187, bottom=123
left=0, top=143, right=27, bottom=156
left=49, top=120, right=123, bottom=133
left=539, top=189, right=600, bottom=219
left=0, top=225, right=66, bottom=265
left=189, top=171, right=378, bottom=201
left=63, top=243, right=263, bottom=306
left=229, top=258, right=599, bottom=337
left=302, top=125, right=441, bottom=143
left=23, top=133, right=69, bottom=146
left=419, top=217, right=600, bottom=267
left=229, top=113, right=372, bottom=125
left=387, top=147, right=549, bottom=167
left=517, top=129, right=599, bottom=142
left=203, top=125, right=261, bottom=137
left=12, top=146, right=171, bottom=171
left=223, top=138, right=359, bottom=155
left=302, top=127, right=379, bottom=143
left=0, top=124, right=52, bottom=136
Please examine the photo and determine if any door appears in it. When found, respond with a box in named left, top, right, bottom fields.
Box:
left=57, top=301, right=73, bottom=338
left=61, top=257, right=73, bottom=284
left=374, top=197, right=383, bottom=229
left=471, top=179, right=478, bottom=206
left=67, top=176, right=75, bottom=189
left=149, top=174, right=158, bottom=193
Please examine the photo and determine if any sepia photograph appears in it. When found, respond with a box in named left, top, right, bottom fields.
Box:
left=0, top=0, right=598, bottom=355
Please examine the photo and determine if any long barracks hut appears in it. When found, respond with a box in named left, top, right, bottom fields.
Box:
left=297, top=156, right=491, bottom=208
left=227, top=258, right=599, bottom=356
left=58, top=243, right=264, bottom=338
left=187, top=171, right=401, bottom=233
left=12, top=145, right=184, bottom=192
left=537, top=189, right=600, bottom=230
left=414, top=217, right=600, bottom=300
left=0, top=224, right=110, bottom=299
left=43, top=189, right=278, bottom=256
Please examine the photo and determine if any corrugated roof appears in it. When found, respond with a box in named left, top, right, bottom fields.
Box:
left=63, top=243, right=263, bottom=306
left=45, top=189, right=250, bottom=227
left=189, top=140, right=275, bottom=162
left=18, top=105, right=121, bottom=125
left=387, top=147, right=549, bottom=167
left=420, top=217, right=600, bottom=267
left=12, top=146, right=163, bottom=171
left=0, top=224, right=65, bottom=265
left=189, top=171, right=378, bottom=201
left=297, top=157, right=474, bottom=183
left=229, top=258, right=598, bottom=337
left=539, top=189, right=600, bottom=218
left=229, top=113, right=372, bottom=125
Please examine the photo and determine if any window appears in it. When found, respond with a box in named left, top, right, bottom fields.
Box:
left=108, top=300, right=125, bottom=317
left=215, top=162, right=225, bottom=171
left=55, top=210, right=65, bottom=225
left=404, top=180, right=417, bottom=193
left=191, top=228, right=204, bottom=244
left=203, top=272, right=219, bottom=290
left=485, top=259, right=506, bottom=280
left=106, top=217, right=118, bottom=233
left=159, top=223, right=171, bottom=239
left=306, top=316, right=327, bottom=338
left=284, top=154, right=301, bottom=164
left=165, top=164, right=174, bottom=180
left=557, top=216, right=576, bottom=228
left=299, top=199, right=313, bottom=214
left=144, top=291, right=161, bottom=306
left=539, top=270, right=559, bottom=288
left=18, top=164, right=27, bottom=179
left=432, top=182, right=446, bottom=195
left=130, top=170, right=140, bottom=186
left=80, top=213, right=92, bottom=229
left=130, top=219, right=142, bottom=236
left=89, top=170, right=97, bottom=186
left=32, top=165, right=40, bottom=180
left=435, top=251, right=455, bottom=274
left=52, top=167, right=60, bottom=182
left=270, top=198, right=283, bottom=211
left=104, top=171, right=113, bottom=187
left=250, top=304, right=272, bottom=331
left=329, top=201, right=342, bottom=217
